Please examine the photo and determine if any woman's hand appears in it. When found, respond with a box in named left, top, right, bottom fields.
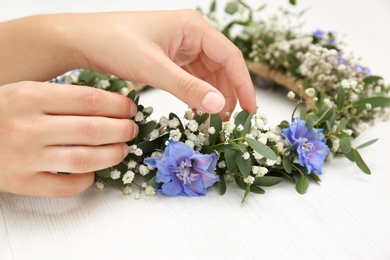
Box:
left=72, top=10, right=257, bottom=118
left=0, top=10, right=257, bottom=119
left=0, top=81, right=138, bottom=197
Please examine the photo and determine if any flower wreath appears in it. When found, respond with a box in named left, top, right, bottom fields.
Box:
left=52, top=0, right=390, bottom=202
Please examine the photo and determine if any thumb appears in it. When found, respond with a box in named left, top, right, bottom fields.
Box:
left=144, top=55, right=226, bottom=114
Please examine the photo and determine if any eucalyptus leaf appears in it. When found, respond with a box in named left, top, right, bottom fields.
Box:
left=356, top=138, right=378, bottom=149
left=137, top=141, right=156, bottom=155
left=225, top=149, right=238, bottom=172
left=233, top=110, right=249, bottom=138
left=253, top=176, right=283, bottom=186
left=225, top=2, right=239, bottom=14
left=308, top=173, right=321, bottom=182
left=336, top=87, right=346, bottom=110
left=296, top=175, right=309, bottom=194
left=336, top=134, right=352, bottom=154
left=218, top=173, right=227, bottom=195
left=236, top=151, right=252, bottom=178
left=250, top=185, right=265, bottom=194
left=194, top=113, right=209, bottom=125
left=353, top=148, right=371, bottom=174
left=209, top=113, right=222, bottom=145
left=352, top=97, right=390, bottom=111
left=245, top=138, right=277, bottom=160
left=138, top=121, right=158, bottom=141
left=96, top=168, right=111, bottom=178
left=242, top=184, right=251, bottom=203
left=282, top=156, right=293, bottom=174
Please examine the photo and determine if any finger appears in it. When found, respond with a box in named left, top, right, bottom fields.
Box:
left=144, top=51, right=226, bottom=114
left=39, top=143, right=128, bottom=173
left=199, top=25, right=257, bottom=112
left=22, top=172, right=94, bottom=197
left=32, top=82, right=137, bottom=118
left=42, top=115, right=138, bottom=146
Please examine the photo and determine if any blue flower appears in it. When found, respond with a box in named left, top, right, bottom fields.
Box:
left=144, top=140, right=219, bottom=196
left=281, top=118, right=330, bottom=174
left=312, top=29, right=325, bottom=39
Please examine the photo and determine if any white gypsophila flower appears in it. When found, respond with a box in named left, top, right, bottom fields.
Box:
left=127, top=160, right=137, bottom=169
left=236, top=124, right=244, bottom=132
left=151, top=151, right=163, bottom=159
left=143, top=106, right=153, bottom=114
left=185, top=140, right=195, bottom=149
left=349, top=93, right=358, bottom=102
left=141, top=182, right=148, bottom=188
left=224, top=173, right=234, bottom=182
left=258, top=166, right=269, bottom=177
left=134, top=148, right=143, bottom=157
left=97, top=79, right=110, bottom=89
left=358, top=122, right=369, bottom=131
left=251, top=166, right=260, bottom=175
left=341, top=79, right=350, bottom=89
left=96, top=181, right=105, bottom=189
left=242, top=152, right=250, bottom=160
left=169, top=129, right=182, bottom=141
left=275, top=156, right=282, bottom=165
left=258, top=133, right=268, bottom=144
left=243, top=176, right=255, bottom=184
left=275, top=142, right=284, bottom=152
left=168, top=118, right=180, bottom=128
left=139, top=165, right=150, bottom=176
left=223, top=121, right=236, bottom=134
left=305, top=88, right=316, bottom=97
left=187, top=120, right=199, bottom=132
left=253, top=151, right=264, bottom=160
left=208, top=127, right=216, bottom=135
left=186, top=132, right=197, bottom=142
left=122, top=170, right=135, bottom=184
left=184, top=110, right=194, bottom=120
left=129, top=144, right=137, bottom=153
left=123, top=186, right=132, bottom=195
left=149, top=129, right=160, bottom=140
left=120, top=87, right=129, bottom=96
left=266, top=158, right=276, bottom=166
left=323, top=98, right=333, bottom=108
left=365, top=103, right=372, bottom=110
left=135, top=193, right=141, bottom=200
left=110, top=169, right=121, bottom=180
left=134, top=111, right=145, bottom=122
left=343, top=129, right=353, bottom=136
left=145, top=186, right=156, bottom=196
left=331, top=139, right=340, bottom=153
left=217, top=160, right=226, bottom=169
left=287, top=91, right=296, bottom=100
left=159, top=116, right=169, bottom=127
left=326, top=152, right=334, bottom=161
left=267, top=132, right=280, bottom=142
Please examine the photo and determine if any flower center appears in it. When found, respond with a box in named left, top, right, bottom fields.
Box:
left=175, top=159, right=199, bottom=185
left=301, top=138, right=314, bottom=152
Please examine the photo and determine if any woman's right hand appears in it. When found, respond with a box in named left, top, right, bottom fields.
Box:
left=0, top=81, right=139, bottom=197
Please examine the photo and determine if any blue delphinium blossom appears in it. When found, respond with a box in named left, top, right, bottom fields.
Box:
left=312, top=29, right=325, bottom=39
left=281, top=118, right=330, bottom=174
left=144, top=140, right=219, bottom=196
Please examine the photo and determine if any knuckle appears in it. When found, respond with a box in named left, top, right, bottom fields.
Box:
left=84, top=119, right=103, bottom=140
left=179, top=76, right=202, bottom=100
left=71, top=150, right=93, bottom=172
left=82, top=88, right=103, bottom=113
left=5, top=82, right=42, bottom=109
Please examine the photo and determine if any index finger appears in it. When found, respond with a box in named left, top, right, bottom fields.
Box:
left=200, top=23, right=257, bottom=112
left=37, top=82, right=136, bottom=118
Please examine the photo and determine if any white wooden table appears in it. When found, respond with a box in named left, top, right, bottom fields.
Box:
left=1, top=1, right=389, bottom=259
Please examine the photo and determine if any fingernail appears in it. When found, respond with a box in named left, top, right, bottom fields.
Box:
left=132, top=122, right=139, bottom=138
left=201, top=92, right=225, bottom=113
left=130, top=102, right=138, bottom=118
left=123, top=143, right=130, bottom=158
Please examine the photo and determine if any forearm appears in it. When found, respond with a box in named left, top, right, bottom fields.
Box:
left=0, top=14, right=83, bottom=85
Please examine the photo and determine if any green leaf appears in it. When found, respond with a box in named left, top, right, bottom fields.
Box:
left=289, top=0, right=296, bottom=5
left=109, top=79, right=127, bottom=92
left=194, top=113, right=209, bottom=125
left=336, top=87, right=346, bottom=110
left=209, top=113, right=222, bottom=145
left=338, top=118, right=347, bottom=131
left=241, top=184, right=251, bottom=203
left=236, top=151, right=251, bottom=178
left=296, top=175, right=309, bottom=194
left=356, top=138, right=378, bottom=149
left=250, top=185, right=265, bottom=194
left=253, top=176, right=283, bottom=186
left=228, top=140, right=246, bottom=153
left=201, top=145, right=215, bottom=155
left=344, top=148, right=355, bottom=162
left=300, top=106, right=308, bottom=120
left=353, top=148, right=371, bottom=174
left=148, top=176, right=161, bottom=189
left=233, top=110, right=249, bottom=138
left=96, top=168, right=111, bottom=178
left=136, top=141, right=156, bottom=155
left=169, top=113, right=184, bottom=132
left=337, top=134, right=352, bottom=154
left=278, top=120, right=290, bottom=129
left=225, top=2, right=239, bottom=14
left=225, top=149, right=238, bottom=172
left=127, top=90, right=137, bottom=101
left=138, top=121, right=158, bottom=141
left=284, top=142, right=298, bottom=154
left=282, top=156, right=293, bottom=173
left=218, top=173, right=226, bottom=195
left=234, top=174, right=247, bottom=190
left=209, top=0, right=216, bottom=13
left=245, top=138, right=277, bottom=160
left=363, top=75, right=383, bottom=85
left=352, top=97, right=390, bottom=110
left=308, top=173, right=321, bottom=182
